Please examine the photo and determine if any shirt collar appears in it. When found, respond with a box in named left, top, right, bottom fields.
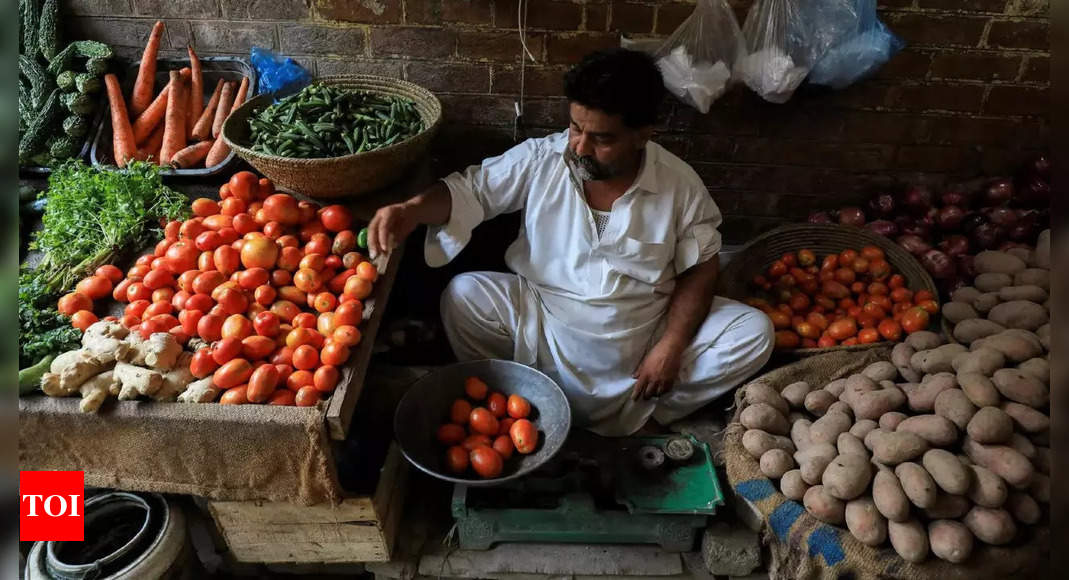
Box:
left=555, top=129, right=661, bottom=194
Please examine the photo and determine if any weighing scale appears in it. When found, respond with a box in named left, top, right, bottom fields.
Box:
left=451, top=432, right=723, bottom=551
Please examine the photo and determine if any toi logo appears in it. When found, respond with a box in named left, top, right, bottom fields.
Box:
left=20, top=471, right=85, bottom=541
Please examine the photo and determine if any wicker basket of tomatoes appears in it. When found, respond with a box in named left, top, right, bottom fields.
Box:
left=717, top=224, right=939, bottom=355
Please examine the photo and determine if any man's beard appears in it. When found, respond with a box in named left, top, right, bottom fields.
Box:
left=564, top=147, right=621, bottom=181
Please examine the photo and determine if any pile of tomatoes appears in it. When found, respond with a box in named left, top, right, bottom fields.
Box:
left=55, top=171, right=379, bottom=406
left=435, top=376, right=540, bottom=479
left=745, top=245, right=938, bottom=350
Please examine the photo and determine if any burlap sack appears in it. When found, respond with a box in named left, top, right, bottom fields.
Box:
left=724, top=348, right=1047, bottom=580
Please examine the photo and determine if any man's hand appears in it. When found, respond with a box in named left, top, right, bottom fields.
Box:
left=631, top=339, right=685, bottom=401
left=367, top=202, right=418, bottom=258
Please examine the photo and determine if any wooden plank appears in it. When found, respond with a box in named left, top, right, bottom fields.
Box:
left=380, top=446, right=410, bottom=558
left=209, top=496, right=378, bottom=526
left=224, top=524, right=389, bottom=563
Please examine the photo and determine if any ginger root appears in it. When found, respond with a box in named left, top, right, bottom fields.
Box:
left=114, top=362, right=165, bottom=400
left=41, top=349, right=115, bottom=397
left=177, top=377, right=220, bottom=403
left=119, top=332, right=182, bottom=370
left=153, top=352, right=194, bottom=401
left=81, top=320, right=131, bottom=362
left=78, top=370, right=119, bottom=413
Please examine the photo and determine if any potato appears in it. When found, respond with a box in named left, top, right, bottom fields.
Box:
left=871, top=431, right=929, bottom=465
left=972, top=292, right=1002, bottom=314
left=1035, top=229, right=1050, bottom=268
left=780, top=469, right=809, bottom=500
left=852, top=388, right=906, bottom=421
left=744, top=383, right=790, bottom=416
left=873, top=468, right=910, bottom=522
left=827, top=401, right=853, bottom=417
left=941, top=302, right=977, bottom=325
left=975, top=272, right=1013, bottom=293
left=804, top=389, right=837, bottom=417
left=987, top=300, right=1048, bottom=331
left=974, top=250, right=1026, bottom=275
left=911, top=344, right=967, bottom=374
left=922, top=449, right=971, bottom=495
left=788, top=411, right=809, bottom=424
left=795, top=443, right=838, bottom=485
left=934, top=389, right=977, bottom=431
left=1033, top=446, right=1050, bottom=474
left=991, top=368, right=1048, bottom=408
left=879, top=412, right=908, bottom=431
left=837, top=432, right=869, bottom=459
left=1005, top=246, right=1035, bottom=267
left=846, top=498, right=887, bottom=547
left=1035, top=324, right=1050, bottom=351
left=953, top=319, right=1007, bottom=344
left=967, top=464, right=1008, bottom=508
left=1029, top=473, right=1049, bottom=503
left=895, top=462, right=937, bottom=508
left=952, top=286, right=982, bottom=304
left=760, top=448, right=795, bottom=479
left=904, top=374, right=957, bottom=412
left=888, top=518, right=929, bottom=563
left=896, top=415, right=958, bottom=447
left=923, top=493, right=971, bottom=519
left=1013, top=268, right=1049, bottom=290
left=962, top=438, right=1034, bottom=489
left=964, top=507, right=1016, bottom=545
left=1006, top=491, right=1041, bottom=525
left=791, top=419, right=813, bottom=451
left=1030, top=429, right=1049, bottom=446
left=966, top=406, right=1014, bottom=444
left=810, top=412, right=852, bottom=445
left=743, top=429, right=795, bottom=458
left=891, top=343, right=915, bottom=368
left=824, top=378, right=847, bottom=398
left=951, top=347, right=1005, bottom=376
left=849, top=419, right=878, bottom=439
left=780, top=381, right=811, bottom=409
left=822, top=453, right=872, bottom=500
left=840, top=374, right=879, bottom=406
left=999, top=284, right=1048, bottom=303
left=1003, top=435, right=1035, bottom=462
left=905, top=330, right=943, bottom=351
left=957, top=372, right=1001, bottom=408
left=803, top=485, right=845, bottom=525
left=1017, top=358, right=1049, bottom=384
left=740, top=402, right=789, bottom=435
left=862, top=361, right=898, bottom=382
left=1000, top=401, right=1049, bottom=434
left=974, top=330, right=1043, bottom=362
left=928, top=520, right=974, bottom=564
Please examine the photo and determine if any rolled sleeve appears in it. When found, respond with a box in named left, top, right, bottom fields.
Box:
left=674, top=190, right=723, bottom=273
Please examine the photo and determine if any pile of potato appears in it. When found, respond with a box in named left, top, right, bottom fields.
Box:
left=738, top=231, right=1049, bottom=565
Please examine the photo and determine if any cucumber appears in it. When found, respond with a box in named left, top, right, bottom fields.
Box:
left=19, top=354, right=55, bottom=395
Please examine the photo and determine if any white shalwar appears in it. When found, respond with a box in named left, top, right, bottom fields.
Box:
left=428, top=130, right=774, bottom=436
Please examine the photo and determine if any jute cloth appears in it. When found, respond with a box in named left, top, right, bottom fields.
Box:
left=724, top=348, right=1047, bottom=580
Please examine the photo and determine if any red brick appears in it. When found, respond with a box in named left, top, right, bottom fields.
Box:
left=545, top=32, right=619, bottom=64
left=279, top=24, right=365, bottom=56
left=192, top=21, right=276, bottom=52
left=318, top=0, right=402, bottom=23
left=925, top=117, right=1029, bottom=145
left=458, top=31, right=545, bottom=62
left=222, top=0, right=310, bottom=20
left=65, top=0, right=133, bottom=15
left=586, top=3, right=609, bottom=32
left=733, top=139, right=894, bottom=170
left=407, top=62, right=490, bottom=93
left=517, top=98, right=571, bottom=127
left=841, top=112, right=931, bottom=144
left=757, top=107, right=845, bottom=141
left=929, top=53, right=1021, bottom=81
left=871, top=50, right=932, bottom=80
left=370, top=27, right=456, bottom=58
left=886, top=13, right=986, bottom=47
left=984, top=86, right=1049, bottom=115
left=437, top=94, right=517, bottom=125
left=895, top=146, right=979, bottom=173
left=1021, top=55, right=1049, bottom=82
left=496, top=0, right=583, bottom=30
left=656, top=134, right=692, bottom=159
left=407, top=0, right=492, bottom=25
left=986, top=20, right=1048, bottom=50
left=893, top=84, right=985, bottom=112
left=656, top=2, right=694, bottom=35
left=690, top=135, right=736, bottom=161
left=611, top=2, right=656, bottom=34
left=916, top=0, right=1008, bottom=11
left=666, top=105, right=760, bottom=136
left=823, top=83, right=894, bottom=109
left=318, top=58, right=403, bottom=78
left=133, top=0, right=219, bottom=18
left=491, top=66, right=566, bottom=96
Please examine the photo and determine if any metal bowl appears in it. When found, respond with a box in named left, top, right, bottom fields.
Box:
left=393, top=359, right=572, bottom=486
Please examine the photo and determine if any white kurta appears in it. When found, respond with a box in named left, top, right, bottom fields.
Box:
left=427, top=130, right=774, bottom=436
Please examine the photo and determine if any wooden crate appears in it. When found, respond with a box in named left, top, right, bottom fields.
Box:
left=207, top=443, right=409, bottom=563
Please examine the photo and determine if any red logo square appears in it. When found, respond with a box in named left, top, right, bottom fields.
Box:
left=20, top=471, right=84, bottom=541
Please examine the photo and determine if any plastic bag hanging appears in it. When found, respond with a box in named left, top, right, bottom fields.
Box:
left=250, top=47, right=312, bottom=98
left=736, top=0, right=814, bottom=103
left=653, top=0, right=745, bottom=113
left=808, top=0, right=904, bottom=89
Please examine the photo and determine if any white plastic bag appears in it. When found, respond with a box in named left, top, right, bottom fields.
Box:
left=736, top=0, right=814, bottom=103
left=653, top=0, right=745, bottom=113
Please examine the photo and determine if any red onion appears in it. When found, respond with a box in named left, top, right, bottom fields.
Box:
left=998, top=241, right=1029, bottom=251
left=808, top=211, right=834, bottom=224
left=897, top=234, right=932, bottom=256
left=1031, top=155, right=1050, bottom=179
left=921, top=249, right=956, bottom=279
left=867, top=194, right=896, bottom=217
left=940, top=190, right=969, bottom=208
left=942, top=277, right=968, bottom=296
left=1008, top=211, right=1038, bottom=242
left=955, top=254, right=976, bottom=278
left=971, top=223, right=1005, bottom=251
left=961, top=212, right=988, bottom=234
left=987, top=207, right=1019, bottom=228
left=838, top=206, right=866, bottom=227
left=984, top=179, right=1014, bottom=206
left=937, top=206, right=965, bottom=231
left=899, top=186, right=933, bottom=216
left=1018, top=176, right=1050, bottom=206
left=938, top=235, right=970, bottom=257
left=865, top=220, right=898, bottom=237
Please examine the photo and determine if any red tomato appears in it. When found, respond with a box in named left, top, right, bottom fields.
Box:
left=827, top=318, right=858, bottom=340
left=463, top=434, right=492, bottom=451
left=445, top=446, right=469, bottom=473
left=437, top=424, right=466, bottom=446
left=232, top=213, right=257, bottom=235
left=229, top=171, right=260, bottom=202
left=493, top=435, right=515, bottom=459
left=214, top=359, right=253, bottom=389
left=506, top=394, right=531, bottom=419
left=194, top=231, right=222, bottom=252
left=331, top=325, right=362, bottom=347
left=185, top=293, right=214, bottom=313
left=295, top=386, right=321, bottom=407
left=126, top=282, right=152, bottom=302
left=253, top=311, right=281, bottom=337
left=355, top=261, right=378, bottom=282
left=325, top=255, right=342, bottom=270
left=299, top=220, right=327, bottom=242
left=70, top=310, right=98, bottom=331
left=197, top=314, right=225, bottom=341
left=190, top=348, right=218, bottom=378
left=498, top=417, right=516, bottom=436
left=219, top=385, right=249, bottom=405
left=470, top=447, right=504, bottom=479
left=451, top=399, right=473, bottom=425
left=268, top=389, right=297, bottom=406
left=164, top=220, right=181, bottom=241
left=877, top=318, right=902, bottom=341
left=292, top=344, right=319, bottom=370
left=152, top=287, right=175, bottom=304
left=58, top=292, right=93, bottom=316
left=242, top=336, right=276, bottom=360
left=165, top=240, right=199, bottom=273
left=286, top=369, right=314, bottom=392
left=312, top=292, right=337, bottom=313
left=221, top=314, right=253, bottom=340
left=901, top=307, right=930, bottom=333
left=216, top=287, right=249, bottom=315
left=319, top=205, right=352, bottom=232
left=320, top=341, right=349, bottom=366
left=75, top=276, right=112, bottom=300
left=143, top=301, right=173, bottom=319
left=344, top=276, right=373, bottom=300
left=95, top=264, right=123, bottom=283
left=858, top=328, right=881, bottom=344
left=469, top=407, right=500, bottom=436
left=213, top=245, right=241, bottom=275
left=258, top=178, right=274, bottom=199
left=212, top=338, right=243, bottom=365
left=262, top=194, right=300, bottom=226
left=509, top=419, right=538, bottom=454
left=247, top=364, right=280, bottom=403
left=191, top=198, right=220, bottom=217
left=775, top=330, right=801, bottom=350
left=111, top=279, right=133, bottom=303
left=270, top=300, right=301, bottom=323
left=888, top=274, right=906, bottom=289
left=180, top=218, right=208, bottom=239
left=313, top=365, right=340, bottom=393
left=333, top=300, right=363, bottom=326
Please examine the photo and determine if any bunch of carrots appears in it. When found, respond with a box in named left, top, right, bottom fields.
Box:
left=104, top=21, right=249, bottom=170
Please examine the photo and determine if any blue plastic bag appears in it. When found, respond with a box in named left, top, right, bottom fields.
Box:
left=808, top=0, right=903, bottom=89
left=250, top=47, right=312, bottom=97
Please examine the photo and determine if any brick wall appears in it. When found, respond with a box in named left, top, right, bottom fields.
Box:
left=67, top=0, right=1050, bottom=242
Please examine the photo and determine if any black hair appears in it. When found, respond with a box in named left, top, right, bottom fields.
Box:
left=563, top=48, right=665, bottom=129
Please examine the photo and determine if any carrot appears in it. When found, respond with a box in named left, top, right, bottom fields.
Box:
left=192, top=78, right=223, bottom=141
left=187, top=46, right=203, bottom=139
left=170, top=140, right=214, bottom=169
left=204, top=135, right=231, bottom=168
left=104, top=73, right=137, bottom=168
left=130, top=21, right=165, bottom=118
left=230, top=76, right=249, bottom=114
left=140, top=123, right=166, bottom=164
left=159, top=71, right=188, bottom=165
left=212, top=81, right=236, bottom=139
left=132, top=69, right=190, bottom=144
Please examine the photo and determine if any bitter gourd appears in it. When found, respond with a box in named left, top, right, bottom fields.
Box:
left=86, top=57, right=109, bottom=76
left=61, top=92, right=94, bottom=116
left=56, top=70, right=76, bottom=91
left=62, top=115, right=88, bottom=138
left=19, top=88, right=60, bottom=163
left=19, top=54, right=54, bottom=110
left=48, top=135, right=79, bottom=159
left=38, top=0, right=59, bottom=62
left=20, top=0, right=40, bottom=60
left=75, top=73, right=101, bottom=94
